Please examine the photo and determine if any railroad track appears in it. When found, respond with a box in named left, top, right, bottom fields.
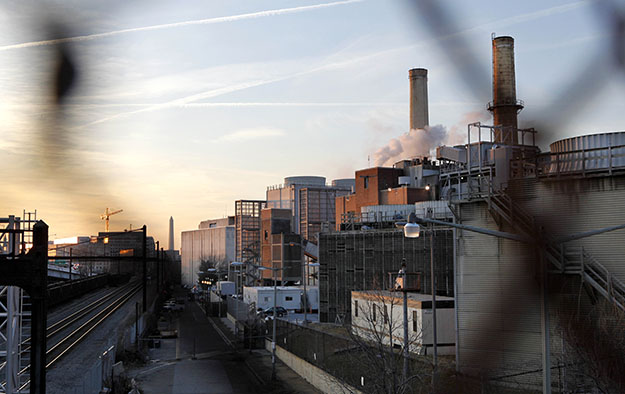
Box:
left=1, top=281, right=142, bottom=392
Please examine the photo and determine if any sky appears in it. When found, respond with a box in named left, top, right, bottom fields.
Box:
left=1, top=0, right=624, bottom=248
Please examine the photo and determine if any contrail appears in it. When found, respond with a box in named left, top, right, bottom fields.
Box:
left=73, top=0, right=586, bottom=129
left=0, top=0, right=363, bottom=52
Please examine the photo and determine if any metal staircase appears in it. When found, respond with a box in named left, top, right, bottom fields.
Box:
left=487, top=192, right=625, bottom=313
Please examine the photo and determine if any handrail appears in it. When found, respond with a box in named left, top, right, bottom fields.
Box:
left=487, top=193, right=625, bottom=313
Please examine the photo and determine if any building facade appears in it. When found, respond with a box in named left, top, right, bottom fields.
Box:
left=181, top=218, right=235, bottom=287
left=318, top=228, right=454, bottom=323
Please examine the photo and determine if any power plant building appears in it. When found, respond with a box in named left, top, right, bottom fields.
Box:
left=267, top=176, right=353, bottom=239
left=318, top=228, right=454, bottom=323
left=431, top=35, right=625, bottom=390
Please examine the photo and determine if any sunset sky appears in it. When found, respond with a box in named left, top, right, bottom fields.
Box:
left=1, top=0, right=623, bottom=248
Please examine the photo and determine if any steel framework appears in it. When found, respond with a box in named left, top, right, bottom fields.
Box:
left=0, top=215, right=48, bottom=394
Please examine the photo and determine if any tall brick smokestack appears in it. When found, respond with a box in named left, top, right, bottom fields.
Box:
left=409, top=68, right=429, bottom=130
left=488, top=36, right=523, bottom=145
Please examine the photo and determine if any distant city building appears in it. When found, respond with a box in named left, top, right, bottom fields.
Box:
left=51, top=231, right=155, bottom=274
left=180, top=216, right=235, bottom=288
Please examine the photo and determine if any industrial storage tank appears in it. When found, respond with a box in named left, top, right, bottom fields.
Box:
left=331, top=178, right=355, bottom=191
left=545, top=131, right=625, bottom=174
left=284, top=176, right=326, bottom=186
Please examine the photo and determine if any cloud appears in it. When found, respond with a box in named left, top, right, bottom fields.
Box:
left=214, top=127, right=286, bottom=143
left=0, top=0, right=363, bottom=52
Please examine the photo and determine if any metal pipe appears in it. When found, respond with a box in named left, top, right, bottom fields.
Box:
left=271, top=238, right=279, bottom=381
left=303, top=240, right=307, bottom=324
left=540, top=241, right=552, bottom=394
left=555, top=224, right=625, bottom=244
left=403, top=289, right=409, bottom=381
left=452, top=217, right=460, bottom=372
left=142, top=225, right=147, bottom=313
left=412, top=217, right=530, bottom=242
left=430, top=224, right=438, bottom=393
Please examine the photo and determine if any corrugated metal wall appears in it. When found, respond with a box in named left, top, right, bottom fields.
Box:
left=456, top=173, right=625, bottom=387
left=509, top=175, right=625, bottom=279
left=455, top=201, right=545, bottom=386
left=319, top=229, right=453, bottom=323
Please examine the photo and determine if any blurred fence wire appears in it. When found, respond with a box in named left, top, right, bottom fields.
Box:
left=406, top=0, right=625, bottom=393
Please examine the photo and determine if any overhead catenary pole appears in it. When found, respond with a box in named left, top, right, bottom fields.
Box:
left=156, top=241, right=160, bottom=293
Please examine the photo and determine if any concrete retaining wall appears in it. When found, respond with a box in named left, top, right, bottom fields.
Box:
left=265, top=339, right=363, bottom=394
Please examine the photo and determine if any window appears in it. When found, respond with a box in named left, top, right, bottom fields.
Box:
left=364, top=177, right=369, bottom=189
left=373, top=304, right=377, bottom=322
left=264, top=297, right=269, bottom=302
left=264, top=230, right=268, bottom=240
left=285, top=296, right=293, bottom=301
left=384, top=305, right=388, bottom=323
left=354, top=300, right=358, bottom=317
left=413, top=310, right=417, bottom=331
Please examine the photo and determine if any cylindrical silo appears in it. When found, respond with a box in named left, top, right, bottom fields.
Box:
left=488, top=36, right=523, bottom=145
left=409, top=68, right=429, bottom=130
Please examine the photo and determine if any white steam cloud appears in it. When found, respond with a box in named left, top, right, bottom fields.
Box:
left=373, top=125, right=448, bottom=167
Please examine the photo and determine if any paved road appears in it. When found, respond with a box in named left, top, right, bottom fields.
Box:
left=131, top=294, right=261, bottom=394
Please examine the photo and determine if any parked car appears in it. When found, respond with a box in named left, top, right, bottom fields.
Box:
left=260, top=306, right=287, bottom=318
left=163, top=301, right=184, bottom=311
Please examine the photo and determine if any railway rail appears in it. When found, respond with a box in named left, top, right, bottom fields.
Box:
left=1, top=281, right=142, bottom=392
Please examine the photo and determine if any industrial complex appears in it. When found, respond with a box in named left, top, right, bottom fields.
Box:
left=2, top=31, right=625, bottom=394
left=177, top=34, right=625, bottom=393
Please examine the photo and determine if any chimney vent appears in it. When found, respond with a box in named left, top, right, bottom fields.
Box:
left=409, top=68, right=429, bottom=130
left=487, top=36, right=523, bottom=144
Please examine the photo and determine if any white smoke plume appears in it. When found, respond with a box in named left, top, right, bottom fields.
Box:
left=373, top=125, right=448, bottom=167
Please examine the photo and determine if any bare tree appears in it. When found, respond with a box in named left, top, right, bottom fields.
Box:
left=343, top=287, right=430, bottom=394
left=556, top=298, right=625, bottom=394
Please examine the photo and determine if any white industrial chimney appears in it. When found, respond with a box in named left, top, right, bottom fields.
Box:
left=409, top=68, right=429, bottom=130
left=168, top=216, right=174, bottom=251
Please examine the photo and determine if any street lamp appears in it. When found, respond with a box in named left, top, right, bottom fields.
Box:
left=230, top=261, right=245, bottom=339
left=257, top=265, right=280, bottom=381
left=206, top=268, right=227, bottom=317
left=402, top=214, right=428, bottom=384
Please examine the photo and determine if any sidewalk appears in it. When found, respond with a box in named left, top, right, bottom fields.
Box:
left=202, top=303, right=322, bottom=394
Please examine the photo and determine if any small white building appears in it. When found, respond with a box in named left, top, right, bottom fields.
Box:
left=351, top=290, right=455, bottom=355
left=244, top=286, right=318, bottom=311
left=217, top=281, right=235, bottom=296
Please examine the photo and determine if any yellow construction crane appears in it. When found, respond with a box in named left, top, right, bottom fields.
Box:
left=100, top=208, right=123, bottom=232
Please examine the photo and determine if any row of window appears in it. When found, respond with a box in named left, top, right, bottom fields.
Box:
left=354, top=300, right=418, bottom=331
left=263, top=296, right=293, bottom=302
